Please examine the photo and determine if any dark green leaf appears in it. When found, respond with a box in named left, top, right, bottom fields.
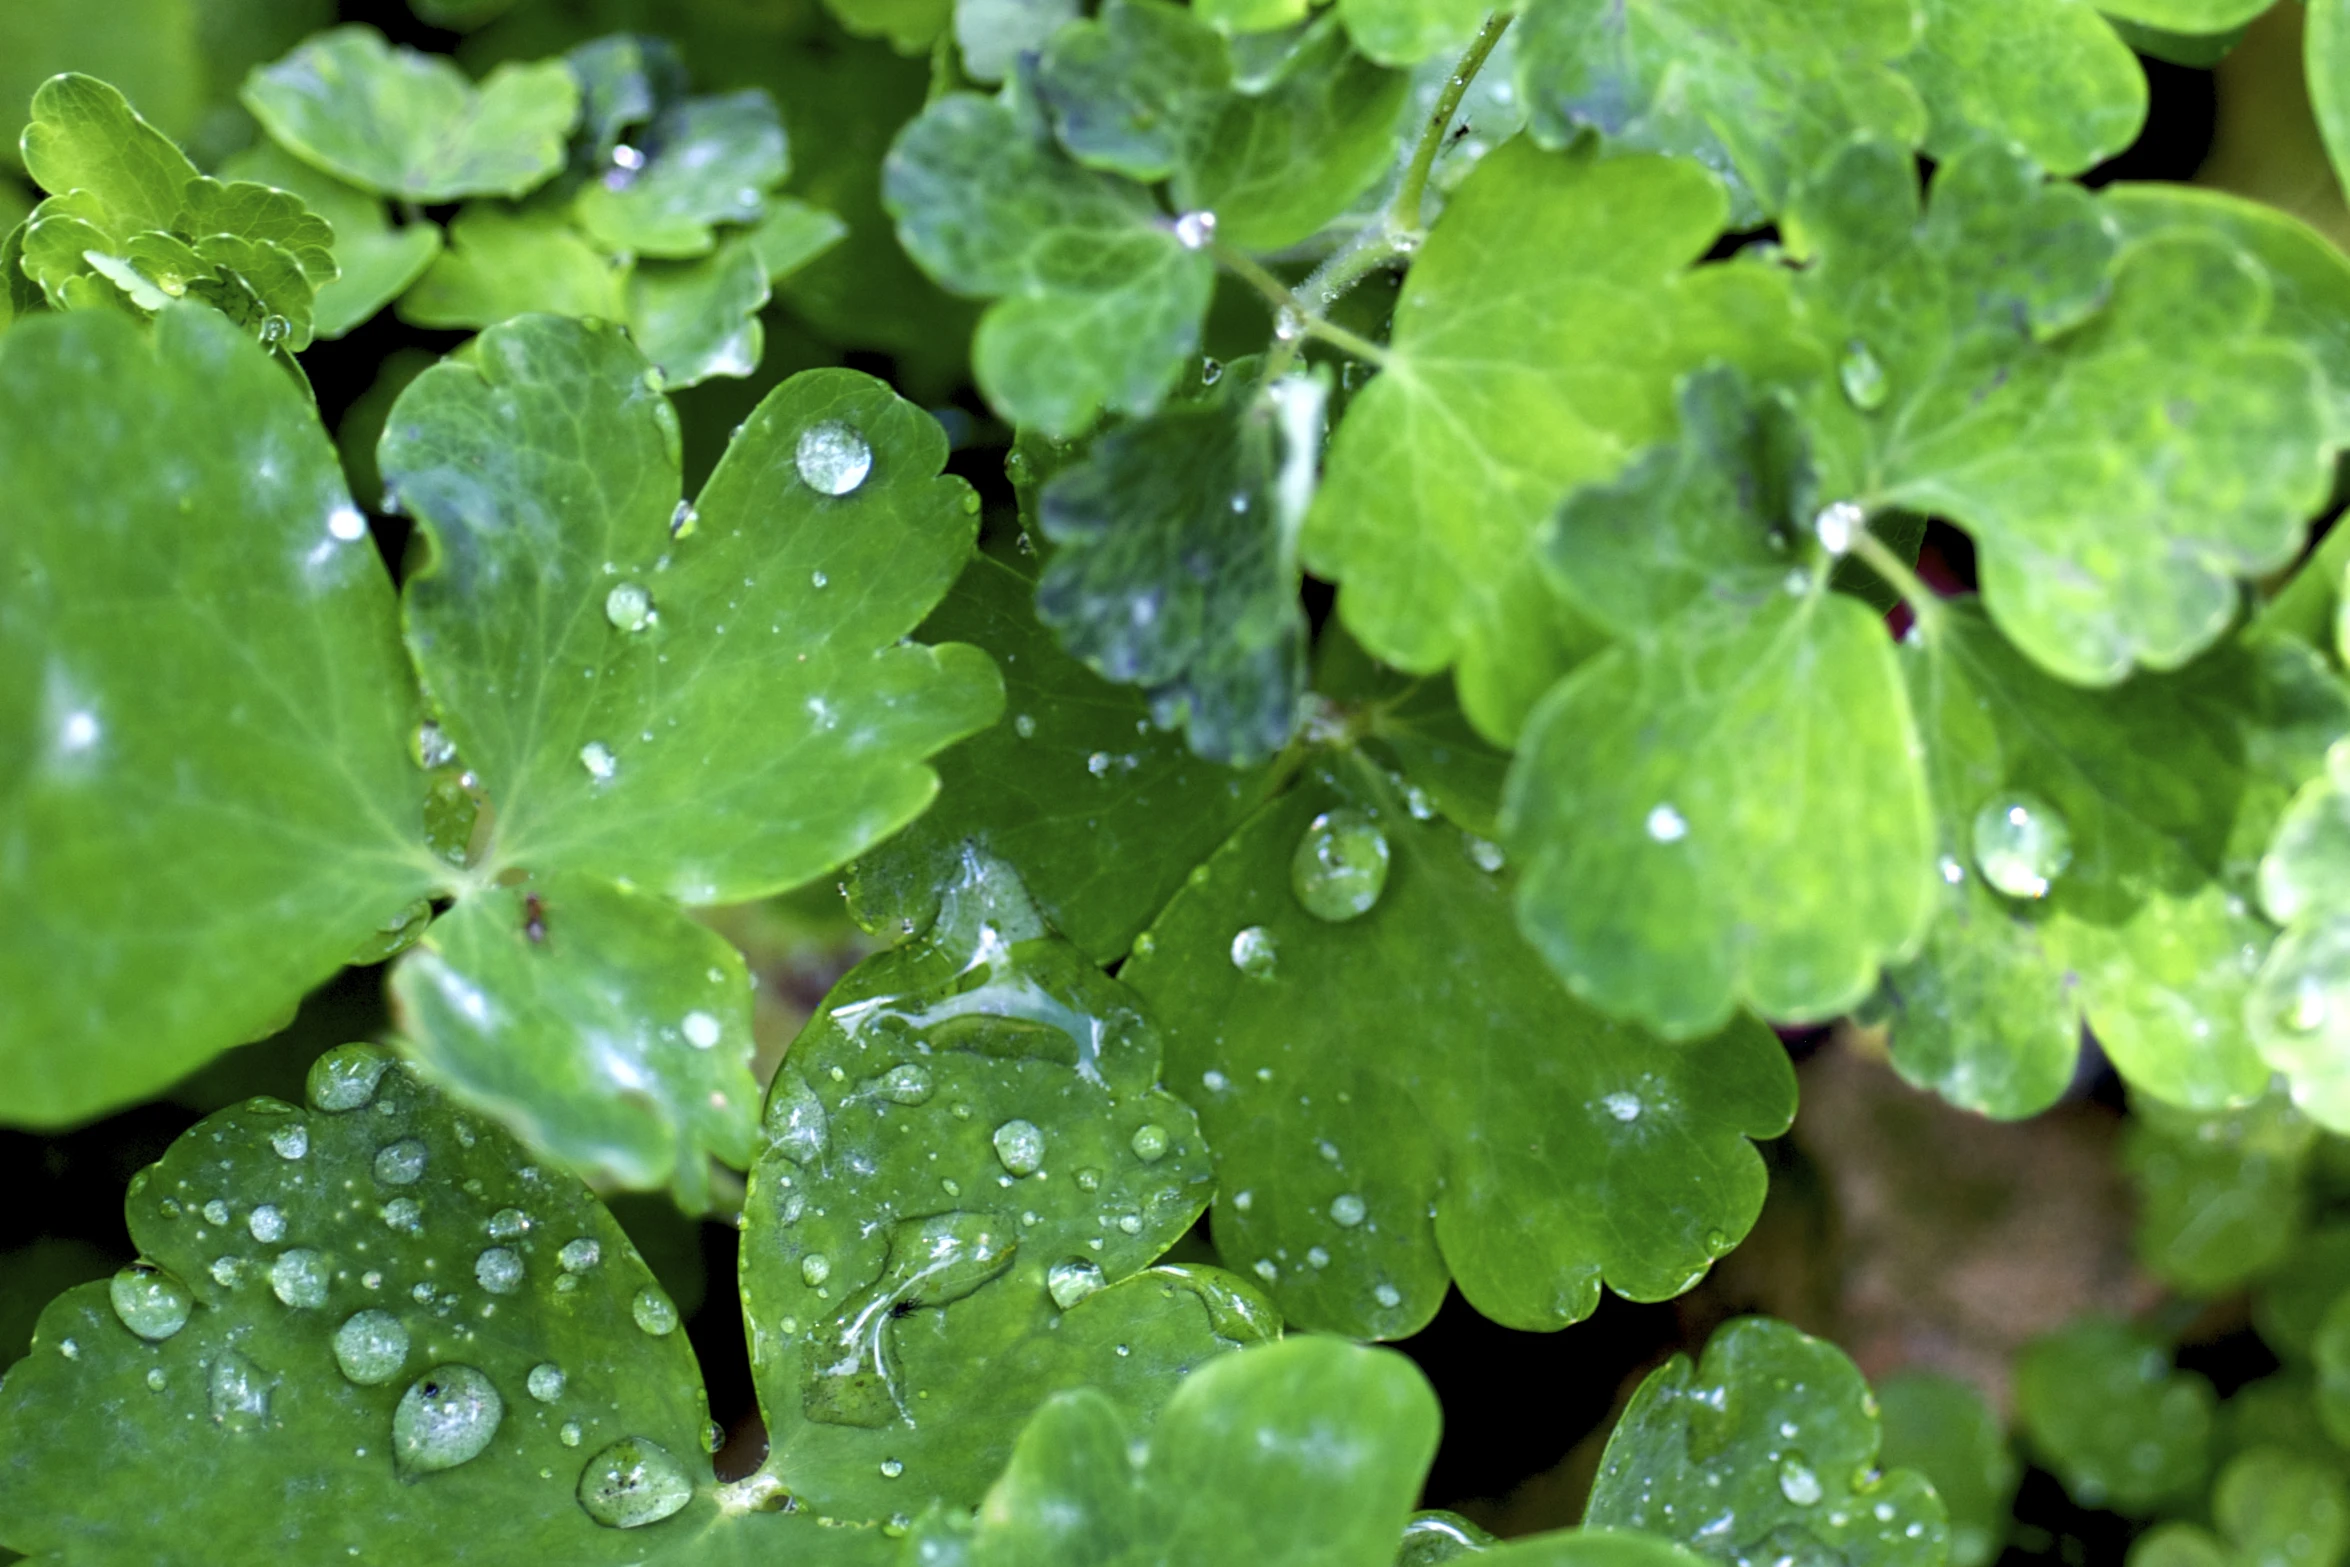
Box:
left=2126, top=1087, right=2314, bottom=1294
left=1038, top=0, right=1234, bottom=183
left=1875, top=1372, right=2018, bottom=1567
left=2015, top=1317, right=2214, bottom=1514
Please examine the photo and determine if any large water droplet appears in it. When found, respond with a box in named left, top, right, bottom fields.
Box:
left=209, top=1349, right=271, bottom=1431
left=374, top=1139, right=427, bottom=1186
left=1130, top=1123, right=1170, bottom=1162
left=1329, top=1193, right=1367, bottom=1227
left=1047, top=1258, right=1105, bottom=1310
left=1971, top=790, right=2072, bottom=900
left=1291, top=809, right=1391, bottom=923
left=682, top=1010, right=721, bottom=1050
left=1839, top=340, right=1889, bottom=411
left=247, top=1204, right=286, bottom=1245
left=559, top=1237, right=602, bottom=1273
left=766, top=1071, right=829, bottom=1163
left=796, top=421, right=873, bottom=496
left=109, top=1265, right=191, bottom=1341
left=334, top=1310, right=410, bottom=1384
left=394, top=1365, right=504, bottom=1473
left=203, top=1200, right=231, bottom=1227
left=1230, top=925, right=1278, bottom=979
left=269, top=1249, right=329, bottom=1308
left=578, top=1437, right=695, bottom=1528
left=877, top=1063, right=933, bottom=1104
left=605, top=582, right=653, bottom=632
left=632, top=1287, right=679, bottom=1336
left=308, top=1043, right=392, bottom=1111
left=801, top=1253, right=833, bottom=1287
left=527, top=1363, right=567, bottom=1402
left=476, top=1247, right=524, bottom=1295
left=270, top=1123, right=310, bottom=1161
left=992, top=1119, right=1046, bottom=1176
left=1779, top=1457, right=1825, bottom=1506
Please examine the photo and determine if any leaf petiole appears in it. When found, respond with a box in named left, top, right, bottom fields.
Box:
left=1387, top=12, right=1514, bottom=241
left=1848, top=525, right=1946, bottom=640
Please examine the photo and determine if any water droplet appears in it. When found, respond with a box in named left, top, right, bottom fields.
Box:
left=486, top=1207, right=531, bottom=1240
left=632, top=1288, right=679, bottom=1335
left=1463, top=834, right=1505, bottom=873
left=1938, top=855, right=1965, bottom=886
left=1373, top=1283, right=1402, bottom=1309
left=1047, top=1258, right=1105, bottom=1309
left=766, top=1072, right=829, bottom=1163
left=381, top=1197, right=423, bottom=1235
left=328, top=503, right=368, bottom=542
left=1307, top=1246, right=1330, bottom=1268
left=203, top=1200, right=231, bottom=1227
left=528, top=1363, right=567, bottom=1402
left=561, top=1420, right=584, bottom=1446
left=669, top=500, right=698, bottom=538
left=800, top=1253, right=833, bottom=1287
left=476, top=1247, right=523, bottom=1295
left=560, top=1238, right=602, bottom=1273
left=681, top=1010, right=722, bottom=1051
left=209, top=1349, right=271, bottom=1431
left=1645, top=804, right=1689, bottom=843
left=334, top=1310, right=410, bottom=1384
left=247, top=1205, right=286, bottom=1244
left=878, top=1063, right=933, bottom=1104
left=374, top=1140, right=427, bottom=1186
left=605, top=582, right=652, bottom=631
left=394, top=1365, right=504, bottom=1473
left=1602, top=1092, right=1642, bottom=1123
left=796, top=421, right=873, bottom=496
left=1291, top=809, right=1391, bottom=922
left=578, top=1437, right=695, bottom=1528
left=270, top=1124, right=309, bottom=1161
left=210, top=1256, right=245, bottom=1288
left=109, top=1265, right=191, bottom=1341
left=1814, top=501, right=1863, bottom=556
left=1230, top=926, right=1278, bottom=979
left=579, top=741, right=618, bottom=783
left=269, top=1249, right=329, bottom=1309
left=1329, top=1193, right=1367, bottom=1227
left=1778, top=1458, right=1824, bottom=1506
left=1253, top=1258, right=1278, bottom=1282
left=1201, top=356, right=1225, bottom=385
left=1839, top=340, right=1889, bottom=411
left=1087, top=750, right=1112, bottom=777
left=145, top=1367, right=167, bottom=1391
left=309, top=1043, right=392, bottom=1111
left=57, top=1338, right=77, bottom=1360
left=1403, top=784, right=1436, bottom=821
left=1130, top=1123, right=1170, bottom=1162
left=1174, top=210, right=1217, bottom=250
left=1971, top=791, right=2071, bottom=899
left=992, top=1119, right=1046, bottom=1176
left=880, top=1457, right=906, bottom=1479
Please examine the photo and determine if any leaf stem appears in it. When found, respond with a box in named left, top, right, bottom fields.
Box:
left=1848, top=527, right=1945, bottom=639
left=1215, top=240, right=1305, bottom=319
left=1303, top=316, right=1389, bottom=365
left=1388, top=12, right=1514, bottom=239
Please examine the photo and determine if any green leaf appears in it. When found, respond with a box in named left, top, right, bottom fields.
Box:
left=1335, top=0, right=1485, bottom=68
left=1787, top=138, right=2333, bottom=686
left=817, top=0, right=954, bottom=57
left=2322, top=1297, right=2350, bottom=1447
left=847, top=550, right=1278, bottom=964
left=1037, top=0, right=1234, bottom=183
left=2132, top=1448, right=2350, bottom=1567
left=242, top=25, right=582, bottom=202
left=572, top=91, right=788, bottom=259
left=745, top=198, right=849, bottom=284
left=883, top=93, right=1214, bottom=438
left=561, top=33, right=685, bottom=178
left=2126, top=1086, right=2315, bottom=1294
left=1194, top=0, right=1313, bottom=35
left=0, top=306, right=439, bottom=1127
left=1305, top=138, right=1815, bottom=744
left=2108, top=0, right=2276, bottom=36
left=398, top=205, right=624, bottom=328
left=1121, top=757, right=1795, bottom=1337
left=739, top=849, right=1272, bottom=1521
left=0, top=1046, right=718, bottom=1561
left=1173, top=19, right=1411, bottom=252
left=2015, top=1317, right=2214, bottom=1514
left=626, top=238, right=771, bottom=387
left=1898, top=0, right=2144, bottom=177
left=920, top=1335, right=1438, bottom=1567
left=385, top=314, right=999, bottom=902
left=1511, top=0, right=1924, bottom=223
left=218, top=141, right=442, bottom=341
left=2314, top=0, right=2350, bottom=205
left=1875, top=1372, right=2018, bottom=1567
left=1034, top=360, right=1310, bottom=765
left=389, top=872, right=759, bottom=1212
left=2258, top=1223, right=2350, bottom=1364
left=19, top=73, right=200, bottom=238
left=1584, top=1316, right=1950, bottom=1567
left=177, top=177, right=336, bottom=285
left=958, top=0, right=1084, bottom=85
left=0, top=4, right=203, bottom=178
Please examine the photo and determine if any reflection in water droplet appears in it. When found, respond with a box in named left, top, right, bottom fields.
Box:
left=670, top=500, right=698, bottom=538
left=1601, top=1092, right=1642, bottom=1123
left=270, top=1124, right=310, bottom=1161
left=559, top=1238, right=602, bottom=1273
left=244, top=1204, right=285, bottom=1245
left=486, top=1208, right=531, bottom=1240
left=992, top=1119, right=1046, bottom=1176
left=682, top=1010, right=721, bottom=1050
left=270, top=1249, right=329, bottom=1308
left=1779, top=1457, right=1824, bottom=1506
left=1130, top=1123, right=1170, bottom=1162
left=209, top=1350, right=271, bottom=1431
left=1291, top=809, right=1392, bottom=923
left=605, top=582, right=653, bottom=631
left=796, top=421, right=873, bottom=496
left=1329, top=1194, right=1366, bottom=1228
left=110, top=1265, right=192, bottom=1341
left=528, top=1363, right=567, bottom=1402
left=1047, top=1258, right=1105, bottom=1310
left=1230, top=926, right=1278, bottom=979
left=632, top=1288, right=679, bottom=1336
left=877, top=1063, right=934, bottom=1104
left=374, top=1140, right=427, bottom=1186
left=476, top=1248, right=524, bottom=1295
left=395, top=1365, right=504, bottom=1473
left=578, top=1437, right=695, bottom=1528
left=309, top=1044, right=392, bottom=1112
left=1971, top=790, right=2072, bottom=900
left=880, top=1457, right=906, bottom=1479
left=1646, top=804, right=1688, bottom=843
left=334, top=1310, right=410, bottom=1385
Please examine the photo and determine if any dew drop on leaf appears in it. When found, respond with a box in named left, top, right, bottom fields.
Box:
left=1230, top=926, right=1278, bottom=979
left=527, top=1363, right=567, bottom=1402
left=203, top=1200, right=231, bottom=1227
left=766, top=1072, right=829, bottom=1163
left=1462, top=834, right=1505, bottom=874
left=270, top=1124, right=310, bottom=1161
left=670, top=500, right=698, bottom=538
left=1839, top=340, right=1889, bottom=411
left=1601, top=1092, right=1643, bottom=1123
left=1646, top=804, right=1689, bottom=843
left=332, top=1310, right=409, bottom=1385
left=559, top=1237, right=602, bottom=1273
left=374, top=1139, right=427, bottom=1186
left=269, top=1249, right=329, bottom=1308
left=308, top=1043, right=392, bottom=1112
left=1047, top=1257, right=1105, bottom=1309
left=1970, top=790, right=2072, bottom=899
left=1778, top=1457, right=1824, bottom=1506
left=878, top=1063, right=934, bottom=1104
left=1814, top=501, right=1862, bottom=556
left=1329, top=1193, right=1367, bottom=1228
left=796, top=420, right=873, bottom=496
left=880, top=1457, right=906, bottom=1479
left=394, top=1365, right=503, bottom=1473
left=109, top=1265, right=191, bottom=1341
left=992, top=1118, right=1046, bottom=1175
left=1130, top=1123, right=1170, bottom=1162
left=577, top=1437, right=695, bottom=1529
left=475, top=1247, right=523, bottom=1295
left=245, top=1204, right=286, bottom=1244
left=209, top=1349, right=271, bottom=1432
left=800, top=1252, right=832, bottom=1287
left=328, top=503, right=368, bottom=542
left=561, top=1421, right=584, bottom=1447
left=682, top=1010, right=721, bottom=1050
left=632, top=1287, right=679, bottom=1335
left=1373, top=1284, right=1402, bottom=1309
left=486, top=1207, right=531, bottom=1239
left=1291, top=809, right=1391, bottom=922
left=579, top=741, right=619, bottom=783
left=605, top=582, right=653, bottom=631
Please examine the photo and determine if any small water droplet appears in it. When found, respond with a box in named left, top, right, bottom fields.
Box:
left=560, top=1238, right=603, bottom=1273
left=269, top=1249, right=329, bottom=1309
left=1047, top=1258, right=1105, bottom=1309
left=475, top=1247, right=523, bottom=1295
left=992, top=1119, right=1046, bottom=1176
left=560, top=1420, right=584, bottom=1447
left=800, top=1253, right=833, bottom=1287
left=270, top=1123, right=309, bottom=1161
left=1173, top=210, right=1217, bottom=250
left=203, top=1200, right=231, bottom=1227
left=1307, top=1246, right=1330, bottom=1268
left=328, top=503, right=368, bottom=542
left=333, top=1310, right=410, bottom=1384
left=1329, top=1193, right=1367, bottom=1227
left=579, top=1437, right=696, bottom=1528
left=878, top=1063, right=934, bottom=1104
left=381, top=1197, right=423, bottom=1235
left=680, top=1010, right=721, bottom=1051
left=1938, top=855, right=1965, bottom=886
left=374, top=1140, right=427, bottom=1186
left=1403, top=784, right=1436, bottom=821
left=210, top=1256, right=245, bottom=1288
left=146, top=1367, right=167, bottom=1391
left=209, top=1349, right=271, bottom=1431
left=1778, top=1458, right=1824, bottom=1506
left=486, top=1208, right=531, bottom=1240
left=247, top=1204, right=286, bottom=1244
left=1373, top=1283, right=1402, bottom=1309
left=796, top=421, right=873, bottom=496
left=395, top=1365, right=504, bottom=1473
left=1971, top=790, right=2071, bottom=899
left=1230, top=926, right=1278, bottom=979
left=1814, top=501, right=1863, bottom=556
left=605, top=582, right=653, bottom=631
left=669, top=500, right=699, bottom=538
left=1646, top=804, right=1689, bottom=843
left=1463, top=834, right=1504, bottom=873
left=1130, top=1123, right=1170, bottom=1162
left=579, top=741, right=619, bottom=783
left=308, top=1044, right=392, bottom=1112
left=1602, top=1092, right=1642, bottom=1123
left=528, top=1363, right=567, bottom=1402
left=1291, top=809, right=1391, bottom=922
left=1254, top=1258, right=1278, bottom=1282
left=765, top=1072, right=829, bottom=1163
left=633, top=1288, right=679, bottom=1335
left=1011, top=713, right=1037, bottom=740
left=109, top=1265, right=191, bottom=1341
left=880, top=1457, right=906, bottom=1479
left=1839, top=340, right=1889, bottom=411
left=1087, top=750, right=1112, bottom=777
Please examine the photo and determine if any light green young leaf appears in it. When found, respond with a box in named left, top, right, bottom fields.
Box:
left=958, top=0, right=1083, bottom=84
left=389, top=873, right=759, bottom=1213
left=2314, top=0, right=2350, bottom=206
left=918, top=1336, right=1437, bottom=1567
left=0, top=3, right=203, bottom=178
left=1306, top=138, right=1817, bottom=744
left=1121, top=759, right=1795, bottom=1338
left=0, top=1046, right=717, bottom=1562
left=627, top=239, right=770, bottom=387
left=398, top=204, right=624, bottom=328
left=386, top=316, right=999, bottom=903
left=573, top=91, right=788, bottom=259
left=1511, top=0, right=1923, bottom=223
left=2016, top=1317, right=2214, bottom=1514
left=745, top=198, right=849, bottom=283
left=2125, top=1087, right=2315, bottom=1294
left=1194, top=0, right=1312, bottom=33
left=1584, top=1316, right=1950, bottom=1567
left=1037, top=0, right=1234, bottom=182
left=0, top=306, right=440, bottom=1128
left=817, top=0, right=954, bottom=55
left=883, top=93, right=1214, bottom=438
left=19, top=73, right=200, bottom=237
left=1335, top=0, right=1484, bottom=68
left=1875, top=1372, right=2018, bottom=1567
left=847, top=550, right=1278, bottom=964
left=218, top=141, right=442, bottom=340
left=177, top=176, right=336, bottom=284
left=1898, top=0, right=2144, bottom=177
left=242, top=26, right=581, bottom=202
left=741, top=850, right=1270, bottom=1521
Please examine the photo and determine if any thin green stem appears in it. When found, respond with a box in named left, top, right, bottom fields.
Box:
left=1388, top=12, right=1513, bottom=238
left=1849, top=527, right=1946, bottom=639
left=1303, top=316, right=1389, bottom=365
left=1216, top=241, right=1306, bottom=320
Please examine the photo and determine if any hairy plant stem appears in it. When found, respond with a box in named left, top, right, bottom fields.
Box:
left=1216, top=243, right=1392, bottom=368
left=1849, top=528, right=1947, bottom=639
